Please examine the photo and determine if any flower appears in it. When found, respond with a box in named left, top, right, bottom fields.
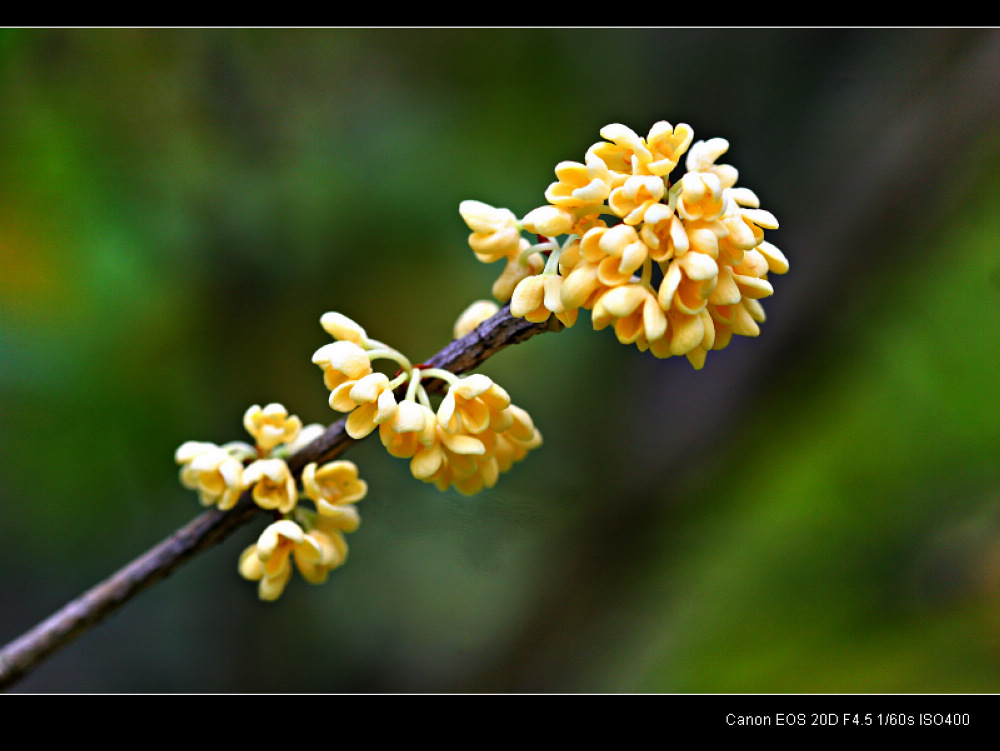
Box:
left=591, top=283, right=667, bottom=346
left=243, top=458, right=298, bottom=514
left=175, top=441, right=245, bottom=511
left=293, top=512, right=353, bottom=585
left=410, top=401, right=542, bottom=495
left=302, top=460, right=366, bottom=523
left=493, top=404, right=543, bottom=473
left=338, top=372, right=399, bottom=439
left=437, top=374, right=512, bottom=435
left=644, top=121, right=694, bottom=176
left=238, top=518, right=350, bottom=601
left=320, top=311, right=368, bottom=345
left=312, top=339, right=373, bottom=406
left=409, top=422, right=490, bottom=494
left=608, top=174, right=665, bottom=225
left=544, top=151, right=612, bottom=209
left=459, top=200, right=524, bottom=264
left=510, top=273, right=578, bottom=327
left=474, top=121, right=788, bottom=369
left=378, top=399, right=438, bottom=459
left=521, top=205, right=576, bottom=237
left=243, top=403, right=302, bottom=453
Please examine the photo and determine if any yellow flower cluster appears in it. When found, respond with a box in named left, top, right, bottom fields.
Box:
left=460, top=122, right=788, bottom=368
left=175, top=403, right=366, bottom=600
left=173, top=120, right=787, bottom=606
left=313, top=312, right=542, bottom=495
left=238, top=460, right=364, bottom=601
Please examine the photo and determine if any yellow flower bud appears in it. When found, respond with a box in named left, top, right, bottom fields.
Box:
left=521, top=205, right=575, bottom=237
left=320, top=312, right=368, bottom=344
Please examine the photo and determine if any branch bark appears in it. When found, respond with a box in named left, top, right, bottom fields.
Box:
left=0, top=304, right=555, bottom=691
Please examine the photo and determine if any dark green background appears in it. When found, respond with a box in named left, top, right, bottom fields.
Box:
left=2, top=28, right=999, bottom=692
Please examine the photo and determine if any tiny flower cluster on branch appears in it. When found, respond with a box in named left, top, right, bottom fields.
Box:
left=176, top=404, right=365, bottom=600
left=176, top=310, right=542, bottom=599
left=459, top=122, right=788, bottom=369
left=312, top=312, right=542, bottom=496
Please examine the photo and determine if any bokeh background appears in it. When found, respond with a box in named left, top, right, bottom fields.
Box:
left=2, top=28, right=999, bottom=693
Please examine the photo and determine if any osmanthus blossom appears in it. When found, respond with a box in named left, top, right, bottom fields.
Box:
left=378, top=399, right=439, bottom=460
left=409, top=410, right=542, bottom=496
left=459, top=120, right=788, bottom=369
left=301, top=460, right=366, bottom=523
left=311, top=339, right=373, bottom=401
left=437, top=374, right=512, bottom=435
left=175, top=441, right=247, bottom=511
left=243, top=403, right=302, bottom=453
left=459, top=200, right=528, bottom=265
left=242, top=458, right=298, bottom=514
left=238, top=515, right=352, bottom=601
left=510, top=272, right=578, bottom=327
left=340, top=372, right=399, bottom=439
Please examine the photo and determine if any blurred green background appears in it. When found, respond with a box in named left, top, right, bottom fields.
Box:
left=2, top=28, right=999, bottom=692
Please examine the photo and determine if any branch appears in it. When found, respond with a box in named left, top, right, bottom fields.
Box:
left=0, top=303, right=555, bottom=691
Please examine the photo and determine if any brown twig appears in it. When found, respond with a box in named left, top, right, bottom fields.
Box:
left=0, top=304, right=555, bottom=691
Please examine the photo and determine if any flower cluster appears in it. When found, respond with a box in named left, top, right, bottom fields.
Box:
left=176, top=403, right=366, bottom=600
left=459, top=122, right=788, bottom=369
left=174, top=120, right=786, bottom=606
left=312, top=312, right=542, bottom=496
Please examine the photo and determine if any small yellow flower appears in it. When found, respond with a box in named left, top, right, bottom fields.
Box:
left=581, top=224, right=650, bottom=287
left=243, top=403, right=302, bottom=453
left=544, top=151, right=612, bottom=209
left=175, top=441, right=245, bottom=511
left=658, top=250, right=720, bottom=316
left=378, top=399, right=438, bottom=459
left=312, top=339, right=373, bottom=403
left=410, top=398, right=542, bottom=495
left=238, top=518, right=346, bottom=601
left=521, top=205, right=576, bottom=237
left=437, top=374, right=512, bottom=435
left=338, top=372, right=399, bottom=439
left=638, top=204, right=689, bottom=262
left=459, top=200, right=524, bottom=264
left=685, top=137, right=738, bottom=188
left=319, top=311, right=368, bottom=345
left=591, top=283, right=667, bottom=346
left=409, top=422, right=489, bottom=493
left=243, top=458, right=298, bottom=514
left=608, top=174, right=665, bottom=225
left=294, top=513, right=352, bottom=585
left=302, top=460, right=366, bottom=523
left=676, top=171, right=726, bottom=222
left=509, top=274, right=550, bottom=323
left=493, top=404, right=543, bottom=473
left=644, top=121, right=694, bottom=176
left=510, top=273, right=578, bottom=327
left=590, top=123, right=652, bottom=178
